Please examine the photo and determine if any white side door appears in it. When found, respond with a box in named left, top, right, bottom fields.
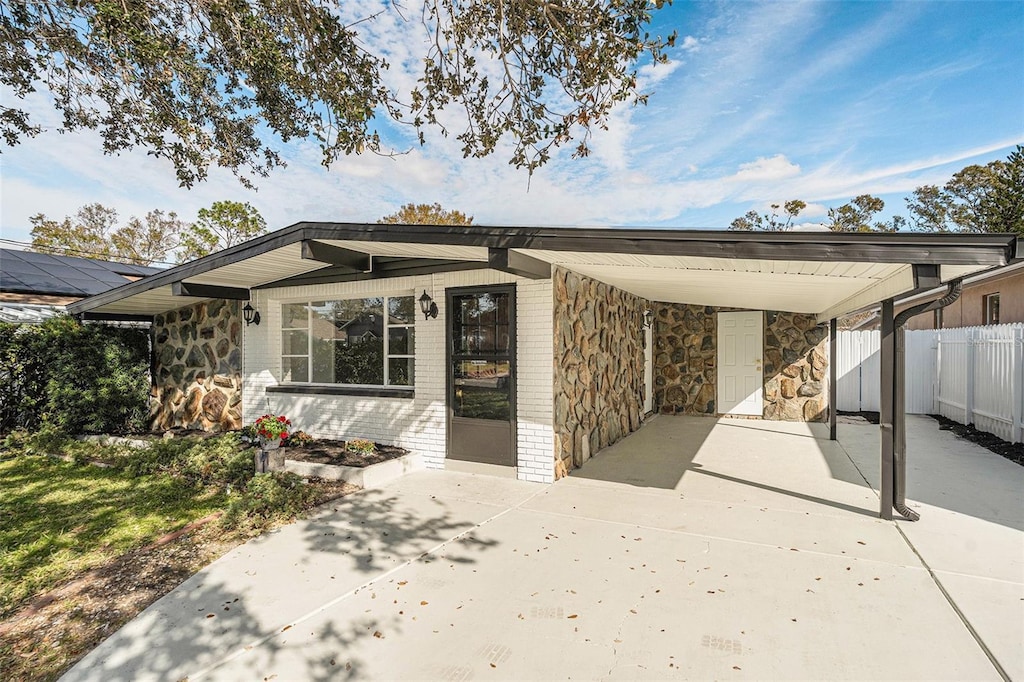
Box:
left=717, top=311, right=763, bottom=416
left=643, top=321, right=654, bottom=414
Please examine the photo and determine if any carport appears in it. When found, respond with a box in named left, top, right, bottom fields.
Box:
left=67, top=224, right=1019, bottom=519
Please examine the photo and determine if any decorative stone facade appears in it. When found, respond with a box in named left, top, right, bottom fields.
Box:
left=553, top=268, right=649, bottom=473
left=150, top=299, right=242, bottom=431
left=653, top=305, right=719, bottom=415
left=654, top=304, right=828, bottom=421
left=763, top=311, right=828, bottom=421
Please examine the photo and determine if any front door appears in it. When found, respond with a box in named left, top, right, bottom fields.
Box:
left=717, top=311, right=764, bottom=416
left=447, top=287, right=516, bottom=466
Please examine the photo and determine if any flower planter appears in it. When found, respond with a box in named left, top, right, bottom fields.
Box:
left=284, top=452, right=424, bottom=489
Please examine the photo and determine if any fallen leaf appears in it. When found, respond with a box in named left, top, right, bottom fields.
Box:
left=281, top=625, right=292, bottom=632
left=567, top=614, right=578, bottom=619
left=206, top=614, right=215, bottom=619
left=420, top=601, right=429, bottom=606
left=630, top=609, right=638, bottom=614
left=398, top=581, right=407, bottom=586
left=733, top=666, right=742, bottom=670
left=373, top=630, right=383, bottom=639
left=490, top=663, right=496, bottom=668
left=857, top=541, right=866, bottom=545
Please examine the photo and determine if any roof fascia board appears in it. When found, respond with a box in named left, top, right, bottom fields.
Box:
left=300, top=223, right=1015, bottom=265
left=80, top=312, right=154, bottom=322
left=67, top=223, right=1017, bottom=314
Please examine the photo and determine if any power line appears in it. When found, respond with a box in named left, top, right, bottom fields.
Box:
left=0, top=237, right=176, bottom=267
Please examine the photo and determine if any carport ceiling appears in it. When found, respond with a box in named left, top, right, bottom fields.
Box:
left=66, top=223, right=1019, bottom=322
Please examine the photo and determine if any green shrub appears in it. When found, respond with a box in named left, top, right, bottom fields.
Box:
left=0, top=316, right=149, bottom=435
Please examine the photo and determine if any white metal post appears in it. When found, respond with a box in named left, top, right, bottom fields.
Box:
left=965, top=328, right=976, bottom=426
left=1014, top=326, right=1024, bottom=444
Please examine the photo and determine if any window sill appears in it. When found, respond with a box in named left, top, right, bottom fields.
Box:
left=266, top=384, right=415, bottom=399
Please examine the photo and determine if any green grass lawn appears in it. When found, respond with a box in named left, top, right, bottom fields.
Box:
left=0, top=454, right=226, bottom=618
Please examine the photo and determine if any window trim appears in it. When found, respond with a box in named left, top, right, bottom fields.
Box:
left=982, top=292, right=1000, bottom=325
left=280, top=294, right=416, bottom=388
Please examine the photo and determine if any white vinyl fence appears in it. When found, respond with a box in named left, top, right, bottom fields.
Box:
left=836, top=324, right=1024, bottom=444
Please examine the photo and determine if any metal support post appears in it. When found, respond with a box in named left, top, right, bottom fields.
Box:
left=830, top=318, right=838, bottom=441
left=879, top=299, right=895, bottom=521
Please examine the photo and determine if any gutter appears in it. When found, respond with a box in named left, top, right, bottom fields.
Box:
left=890, top=279, right=964, bottom=521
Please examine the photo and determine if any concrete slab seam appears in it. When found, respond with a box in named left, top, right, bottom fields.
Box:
left=893, top=521, right=1012, bottom=682
left=185, top=483, right=550, bottom=681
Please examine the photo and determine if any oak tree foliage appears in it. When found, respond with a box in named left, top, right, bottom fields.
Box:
left=1, top=0, right=675, bottom=186
left=378, top=203, right=473, bottom=226
left=29, top=203, right=184, bottom=265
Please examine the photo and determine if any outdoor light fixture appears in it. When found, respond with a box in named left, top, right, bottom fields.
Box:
left=242, top=302, right=261, bottom=326
left=419, top=290, right=438, bottom=320
left=642, top=309, right=653, bottom=330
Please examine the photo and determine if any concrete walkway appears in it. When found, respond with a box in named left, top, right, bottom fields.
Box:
left=63, top=415, right=1023, bottom=681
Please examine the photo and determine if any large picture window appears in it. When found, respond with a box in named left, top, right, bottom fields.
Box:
left=281, top=295, right=415, bottom=386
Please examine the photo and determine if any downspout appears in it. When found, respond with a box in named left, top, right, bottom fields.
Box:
left=890, top=279, right=963, bottom=521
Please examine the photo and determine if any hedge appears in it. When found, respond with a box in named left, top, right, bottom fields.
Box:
left=0, top=315, right=150, bottom=435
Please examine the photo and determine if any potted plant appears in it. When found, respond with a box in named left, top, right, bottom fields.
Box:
left=254, top=414, right=291, bottom=450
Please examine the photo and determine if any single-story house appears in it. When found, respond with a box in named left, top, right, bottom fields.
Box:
left=66, top=224, right=1019, bottom=519
left=0, top=247, right=159, bottom=323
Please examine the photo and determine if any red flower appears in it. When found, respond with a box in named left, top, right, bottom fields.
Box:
left=280, top=432, right=289, bottom=440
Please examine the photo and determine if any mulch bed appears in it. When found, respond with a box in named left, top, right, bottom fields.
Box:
left=284, top=440, right=409, bottom=468
left=928, top=414, right=1024, bottom=466
left=839, top=410, right=1023, bottom=466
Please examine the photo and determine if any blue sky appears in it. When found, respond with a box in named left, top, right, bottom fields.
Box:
left=1, top=0, right=1021, bottom=253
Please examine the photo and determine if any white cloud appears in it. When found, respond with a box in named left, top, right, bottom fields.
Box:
left=731, top=155, right=801, bottom=182
left=680, top=35, right=701, bottom=53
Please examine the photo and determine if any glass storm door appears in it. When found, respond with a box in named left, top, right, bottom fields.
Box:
left=447, top=287, right=516, bottom=466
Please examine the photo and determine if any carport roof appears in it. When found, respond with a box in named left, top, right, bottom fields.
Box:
left=66, top=223, right=1020, bottom=322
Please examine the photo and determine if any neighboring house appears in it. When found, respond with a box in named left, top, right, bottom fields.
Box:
left=66, top=224, right=1018, bottom=491
left=902, top=260, right=1023, bottom=330
left=0, top=248, right=159, bottom=323
left=848, top=260, right=1023, bottom=331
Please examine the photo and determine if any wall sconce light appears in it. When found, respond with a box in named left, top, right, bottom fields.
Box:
left=642, top=309, right=653, bottom=330
left=419, top=290, right=438, bottom=320
left=242, top=302, right=261, bottom=326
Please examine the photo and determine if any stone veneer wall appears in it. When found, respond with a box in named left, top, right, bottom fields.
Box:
left=652, top=305, right=719, bottom=415
left=763, top=311, right=828, bottom=421
left=150, top=299, right=243, bottom=431
left=553, top=268, right=649, bottom=473
left=654, top=305, right=828, bottom=421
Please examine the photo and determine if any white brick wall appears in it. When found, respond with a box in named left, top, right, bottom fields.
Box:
left=515, top=278, right=555, bottom=483
left=242, top=270, right=554, bottom=483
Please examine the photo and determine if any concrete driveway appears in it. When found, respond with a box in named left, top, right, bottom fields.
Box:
left=64, top=415, right=1023, bottom=681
